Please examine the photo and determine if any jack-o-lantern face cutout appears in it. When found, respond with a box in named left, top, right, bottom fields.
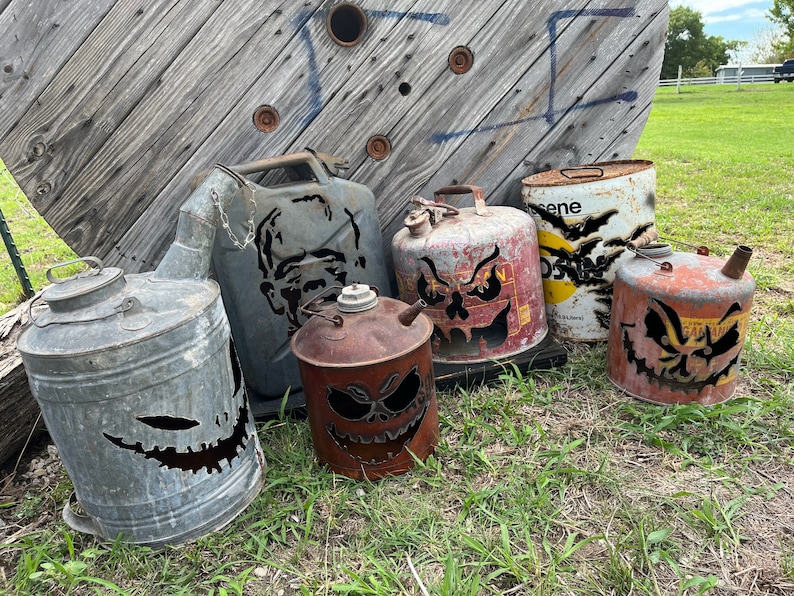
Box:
left=324, top=366, right=431, bottom=466
left=620, top=298, right=745, bottom=393
left=414, top=246, right=518, bottom=355
left=103, top=340, right=255, bottom=474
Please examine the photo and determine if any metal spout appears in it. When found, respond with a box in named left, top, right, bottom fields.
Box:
left=720, top=245, right=753, bottom=279
left=398, top=299, right=428, bottom=327
left=627, top=228, right=659, bottom=251
left=153, top=168, right=241, bottom=281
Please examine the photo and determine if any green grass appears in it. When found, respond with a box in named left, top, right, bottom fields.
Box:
left=1, top=83, right=793, bottom=595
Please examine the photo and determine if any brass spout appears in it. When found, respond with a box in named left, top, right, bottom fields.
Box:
left=398, top=299, right=428, bottom=327
left=721, top=245, right=753, bottom=279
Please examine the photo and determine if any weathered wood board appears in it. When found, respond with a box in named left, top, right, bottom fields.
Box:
left=0, top=0, right=667, bottom=275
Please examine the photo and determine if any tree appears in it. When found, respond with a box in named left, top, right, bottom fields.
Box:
left=661, top=7, right=740, bottom=79
left=768, top=0, right=794, bottom=57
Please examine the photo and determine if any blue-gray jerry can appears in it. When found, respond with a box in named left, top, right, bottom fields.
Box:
left=209, top=150, right=390, bottom=416
left=16, top=168, right=265, bottom=548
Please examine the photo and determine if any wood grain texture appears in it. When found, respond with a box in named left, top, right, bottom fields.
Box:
left=0, top=0, right=668, bottom=276
left=0, top=300, right=45, bottom=468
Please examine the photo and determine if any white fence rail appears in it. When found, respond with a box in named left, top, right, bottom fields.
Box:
left=659, top=74, right=776, bottom=86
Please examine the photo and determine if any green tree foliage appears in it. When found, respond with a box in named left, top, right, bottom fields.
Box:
left=769, top=0, right=794, bottom=57
left=661, top=6, right=740, bottom=79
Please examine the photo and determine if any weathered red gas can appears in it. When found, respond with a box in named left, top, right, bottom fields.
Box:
left=391, top=185, right=547, bottom=363
left=606, top=243, right=755, bottom=405
left=290, top=284, right=438, bottom=480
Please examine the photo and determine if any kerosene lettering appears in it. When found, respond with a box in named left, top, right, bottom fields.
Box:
left=534, top=201, right=582, bottom=216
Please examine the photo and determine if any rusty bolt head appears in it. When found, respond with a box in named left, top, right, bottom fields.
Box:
left=366, top=135, right=391, bottom=160
left=448, top=46, right=474, bottom=74
left=253, top=105, right=280, bottom=133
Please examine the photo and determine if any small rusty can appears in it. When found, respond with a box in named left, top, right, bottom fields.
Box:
left=606, top=244, right=755, bottom=405
left=391, top=185, right=547, bottom=363
left=290, top=284, right=438, bottom=480
left=521, top=160, right=656, bottom=341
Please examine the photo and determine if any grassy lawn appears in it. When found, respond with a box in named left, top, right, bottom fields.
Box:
left=1, top=83, right=792, bottom=595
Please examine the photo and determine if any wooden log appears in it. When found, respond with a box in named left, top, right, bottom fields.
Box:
left=0, top=299, right=45, bottom=469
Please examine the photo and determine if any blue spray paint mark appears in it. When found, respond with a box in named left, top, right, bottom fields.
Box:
left=433, top=7, right=639, bottom=143
left=431, top=91, right=639, bottom=143
left=297, top=9, right=450, bottom=126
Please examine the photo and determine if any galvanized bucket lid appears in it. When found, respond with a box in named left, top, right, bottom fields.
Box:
left=522, top=159, right=654, bottom=187
left=40, top=257, right=126, bottom=313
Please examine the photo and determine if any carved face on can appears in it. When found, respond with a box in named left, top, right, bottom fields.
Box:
left=319, top=365, right=437, bottom=472
left=255, top=196, right=369, bottom=335
left=411, top=245, right=514, bottom=354
left=619, top=298, right=747, bottom=394
left=103, top=341, right=255, bottom=474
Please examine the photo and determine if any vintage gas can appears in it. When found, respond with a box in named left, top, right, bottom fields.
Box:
left=391, top=185, right=547, bottom=363
left=606, top=243, right=755, bottom=405
left=16, top=169, right=265, bottom=547
left=521, top=160, right=656, bottom=341
left=290, top=284, right=438, bottom=480
left=210, top=150, right=390, bottom=416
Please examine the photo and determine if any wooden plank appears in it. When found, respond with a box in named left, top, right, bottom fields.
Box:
left=24, top=0, right=311, bottom=268
left=1, top=0, right=223, bottom=221
left=108, top=0, right=449, bottom=269
left=0, top=0, right=117, bottom=139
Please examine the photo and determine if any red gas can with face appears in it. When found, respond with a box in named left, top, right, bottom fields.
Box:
left=606, top=243, right=755, bottom=405
left=391, top=185, right=548, bottom=363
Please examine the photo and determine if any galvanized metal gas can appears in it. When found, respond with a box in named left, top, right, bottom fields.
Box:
left=391, top=185, right=547, bottom=363
left=606, top=243, right=755, bottom=405
left=290, top=284, right=438, bottom=480
left=210, top=150, right=390, bottom=416
left=521, top=160, right=656, bottom=341
left=16, top=169, right=265, bottom=548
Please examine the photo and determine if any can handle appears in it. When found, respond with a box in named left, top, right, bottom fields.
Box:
left=433, top=185, right=489, bottom=216
left=299, top=285, right=345, bottom=326
left=62, top=492, right=103, bottom=538
left=220, top=150, right=335, bottom=186
left=45, top=256, right=103, bottom=284
left=560, top=166, right=604, bottom=179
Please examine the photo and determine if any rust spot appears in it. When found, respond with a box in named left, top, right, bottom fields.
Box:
left=253, top=105, right=280, bottom=133
left=449, top=46, right=473, bottom=74
left=366, top=135, right=391, bottom=160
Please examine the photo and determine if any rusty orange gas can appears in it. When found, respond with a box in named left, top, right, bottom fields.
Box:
left=606, top=243, right=755, bottom=405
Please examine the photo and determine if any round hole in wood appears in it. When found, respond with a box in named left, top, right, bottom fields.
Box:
left=253, top=105, right=280, bottom=133
left=449, top=46, right=474, bottom=74
left=327, top=3, right=367, bottom=47
left=366, top=135, right=391, bottom=160
left=398, top=82, right=412, bottom=96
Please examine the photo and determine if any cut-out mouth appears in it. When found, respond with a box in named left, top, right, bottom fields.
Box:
left=103, top=404, right=251, bottom=474
left=435, top=300, right=511, bottom=356
left=326, top=401, right=429, bottom=466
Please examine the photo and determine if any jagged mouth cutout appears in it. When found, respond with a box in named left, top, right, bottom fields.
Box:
left=324, top=366, right=429, bottom=465
left=103, top=404, right=251, bottom=474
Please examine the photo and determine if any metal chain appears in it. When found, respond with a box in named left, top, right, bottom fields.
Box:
left=211, top=181, right=257, bottom=251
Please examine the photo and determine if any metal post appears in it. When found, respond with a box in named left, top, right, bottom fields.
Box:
left=0, top=205, right=34, bottom=298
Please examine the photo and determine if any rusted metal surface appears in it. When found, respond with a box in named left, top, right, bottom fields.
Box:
left=326, top=2, right=368, bottom=47
left=209, top=151, right=390, bottom=417
left=392, top=185, right=547, bottom=363
left=291, top=285, right=438, bottom=480
left=252, top=105, right=280, bottom=133
left=15, top=169, right=265, bottom=547
left=448, top=46, right=474, bottom=74
left=366, top=134, right=392, bottom=160
left=606, top=244, right=756, bottom=406
left=521, top=160, right=656, bottom=341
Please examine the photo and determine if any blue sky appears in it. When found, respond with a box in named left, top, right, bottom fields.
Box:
left=671, top=1, right=774, bottom=42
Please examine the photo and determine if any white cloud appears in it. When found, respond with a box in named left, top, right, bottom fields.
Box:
left=707, top=9, right=769, bottom=23
left=670, top=0, right=767, bottom=16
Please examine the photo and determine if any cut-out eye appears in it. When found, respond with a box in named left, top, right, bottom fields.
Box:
left=327, top=386, right=373, bottom=421
left=382, top=367, right=422, bottom=414
left=466, top=265, right=502, bottom=301
left=136, top=416, right=200, bottom=430
left=417, top=275, right=446, bottom=306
